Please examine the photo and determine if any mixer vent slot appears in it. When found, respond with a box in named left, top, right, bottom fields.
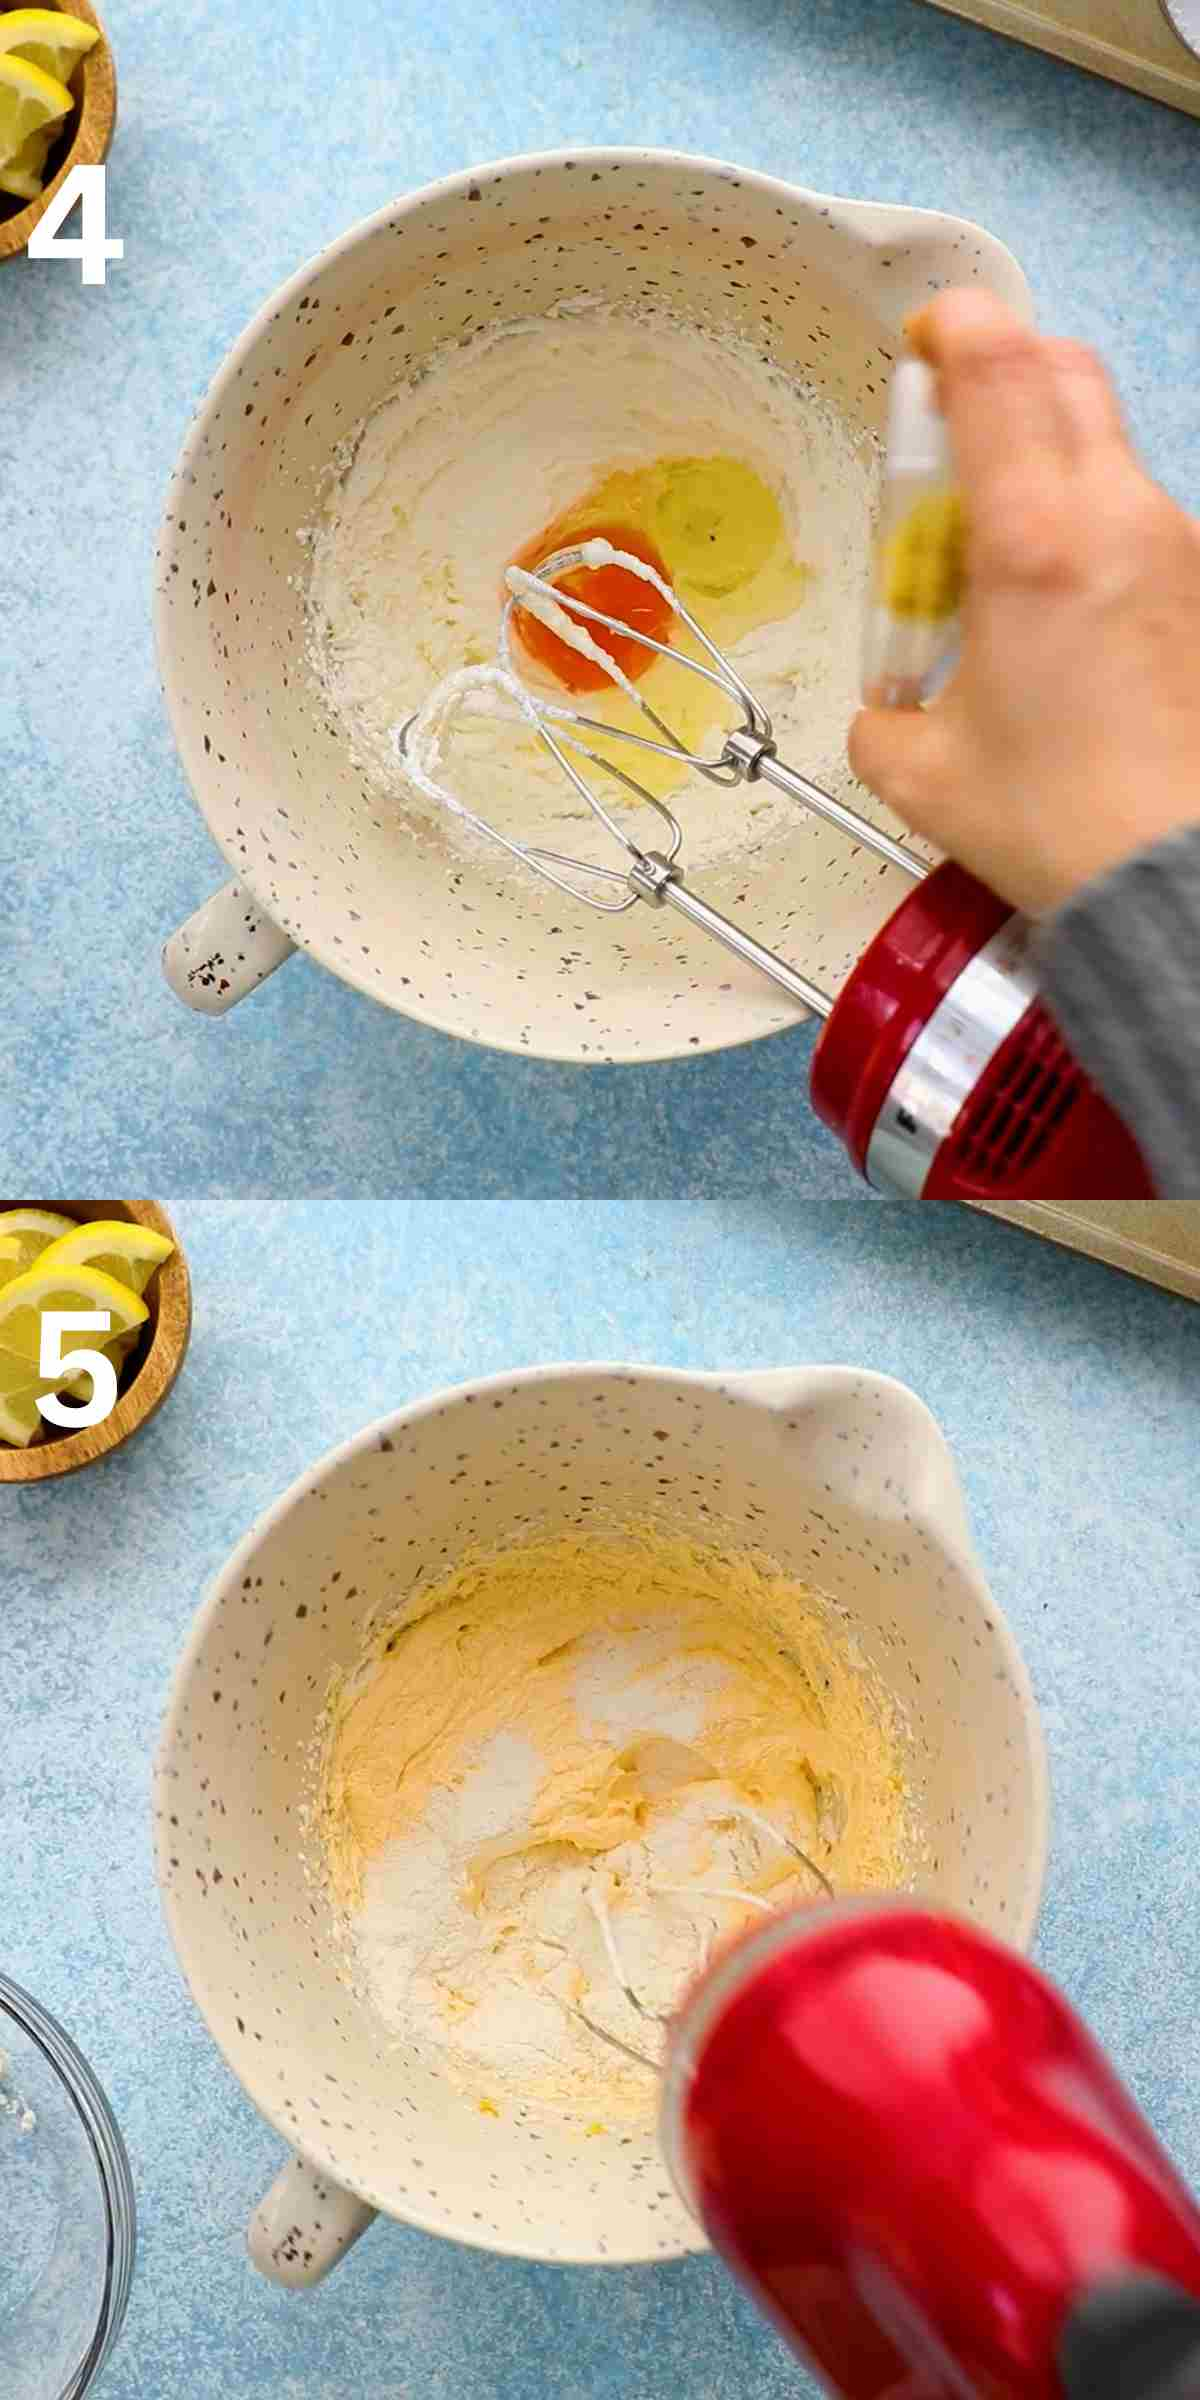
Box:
left=949, top=1006, right=1083, bottom=1186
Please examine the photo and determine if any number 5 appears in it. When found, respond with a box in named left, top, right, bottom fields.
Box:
left=27, top=163, right=123, bottom=285
left=37, top=1311, right=118, bottom=1429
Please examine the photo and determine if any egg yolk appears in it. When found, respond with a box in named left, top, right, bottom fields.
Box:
left=509, top=519, right=674, bottom=694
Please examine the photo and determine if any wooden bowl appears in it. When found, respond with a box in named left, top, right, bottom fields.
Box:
left=0, top=1201, right=191, bottom=1483
left=0, top=0, right=116, bottom=264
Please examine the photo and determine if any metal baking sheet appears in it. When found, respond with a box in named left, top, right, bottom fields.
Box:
left=916, top=0, right=1200, bottom=115
left=979, top=1202, right=1200, bottom=1301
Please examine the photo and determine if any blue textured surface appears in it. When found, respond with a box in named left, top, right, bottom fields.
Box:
left=7, top=1199, right=1200, bottom=2397
left=5, top=1, right=1200, bottom=1191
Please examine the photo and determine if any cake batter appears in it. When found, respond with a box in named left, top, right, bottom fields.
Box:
left=317, top=1529, right=917, bottom=2119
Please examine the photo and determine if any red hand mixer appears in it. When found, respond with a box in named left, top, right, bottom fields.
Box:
left=400, top=540, right=1154, bottom=1200
left=661, top=1899, right=1200, bottom=2400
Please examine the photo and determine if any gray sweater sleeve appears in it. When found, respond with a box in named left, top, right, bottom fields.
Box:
left=1034, top=823, right=1200, bottom=1198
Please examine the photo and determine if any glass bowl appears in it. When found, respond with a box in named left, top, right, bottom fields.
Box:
left=0, top=1973, right=135, bottom=2398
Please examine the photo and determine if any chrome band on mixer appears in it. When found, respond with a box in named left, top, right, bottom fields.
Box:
left=864, top=917, right=1039, bottom=1197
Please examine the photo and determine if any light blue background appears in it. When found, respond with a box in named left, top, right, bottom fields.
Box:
left=7, top=1199, right=1200, bottom=2396
left=4, top=0, right=1200, bottom=1193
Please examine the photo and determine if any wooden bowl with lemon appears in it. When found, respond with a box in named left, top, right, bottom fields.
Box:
left=0, top=2, right=115, bottom=262
left=0, top=1202, right=191, bottom=1483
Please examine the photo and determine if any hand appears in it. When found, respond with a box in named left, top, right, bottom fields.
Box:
left=849, top=288, right=1200, bottom=918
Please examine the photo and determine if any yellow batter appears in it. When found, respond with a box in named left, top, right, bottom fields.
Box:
left=318, top=1528, right=916, bottom=2113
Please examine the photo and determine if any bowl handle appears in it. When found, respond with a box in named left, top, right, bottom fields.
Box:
left=248, top=2151, right=376, bottom=2288
left=162, top=879, right=296, bottom=1015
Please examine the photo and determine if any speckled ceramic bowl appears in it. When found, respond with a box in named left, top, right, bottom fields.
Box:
left=157, top=146, right=1028, bottom=1060
left=154, top=1361, right=1046, bottom=2281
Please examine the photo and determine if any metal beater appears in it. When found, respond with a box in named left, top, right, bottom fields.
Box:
left=542, top=1732, right=835, bottom=2070
left=398, top=539, right=927, bottom=1026
left=398, top=540, right=1153, bottom=1199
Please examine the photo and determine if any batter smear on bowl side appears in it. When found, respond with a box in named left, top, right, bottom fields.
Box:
left=304, top=307, right=876, bottom=879
left=316, top=1529, right=918, bottom=2122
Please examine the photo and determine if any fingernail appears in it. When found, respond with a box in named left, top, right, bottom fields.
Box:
left=904, top=287, right=1016, bottom=360
left=902, top=304, right=937, bottom=360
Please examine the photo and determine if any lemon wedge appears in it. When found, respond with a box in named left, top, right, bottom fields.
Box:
left=0, top=51, right=73, bottom=178
left=0, top=1340, right=92, bottom=1448
left=0, top=1378, right=59, bottom=1448
left=0, top=1371, right=96, bottom=1447
left=0, top=1207, right=76, bottom=1279
left=36, top=1220, right=174, bottom=1297
left=0, top=1383, right=48, bottom=1447
left=0, top=10, right=99, bottom=83
left=0, top=1213, right=154, bottom=1445
left=0, top=1261, right=147, bottom=1370
left=0, top=13, right=98, bottom=194
left=0, top=120, right=49, bottom=195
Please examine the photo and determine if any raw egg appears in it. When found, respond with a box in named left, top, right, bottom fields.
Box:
left=510, top=518, right=673, bottom=694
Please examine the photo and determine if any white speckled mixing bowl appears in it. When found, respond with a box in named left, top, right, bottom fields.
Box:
left=154, top=1361, right=1046, bottom=2282
left=156, top=146, right=1028, bottom=1059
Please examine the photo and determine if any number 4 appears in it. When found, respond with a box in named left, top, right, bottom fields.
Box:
left=28, top=162, right=123, bottom=285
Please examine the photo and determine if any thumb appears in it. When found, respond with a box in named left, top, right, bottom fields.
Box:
left=847, top=703, right=952, bottom=841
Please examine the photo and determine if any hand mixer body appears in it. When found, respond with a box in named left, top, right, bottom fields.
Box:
left=807, top=862, right=1155, bottom=1199
left=663, top=1903, right=1200, bottom=2400
left=414, top=550, right=1156, bottom=1199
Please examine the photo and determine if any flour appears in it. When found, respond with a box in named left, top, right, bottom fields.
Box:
left=351, top=1716, right=812, bottom=2105
left=571, top=1621, right=728, bottom=1744
left=317, top=1528, right=919, bottom=2119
